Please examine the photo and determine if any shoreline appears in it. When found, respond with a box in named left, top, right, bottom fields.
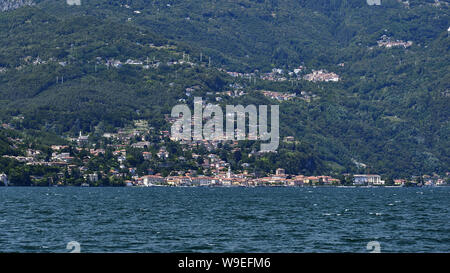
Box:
left=2, top=185, right=448, bottom=188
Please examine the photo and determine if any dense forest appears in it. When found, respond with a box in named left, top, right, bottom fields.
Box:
left=0, top=0, right=448, bottom=177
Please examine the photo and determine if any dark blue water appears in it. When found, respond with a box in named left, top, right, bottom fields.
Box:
left=0, top=187, right=449, bottom=253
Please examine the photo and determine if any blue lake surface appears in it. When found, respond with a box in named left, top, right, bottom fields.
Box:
left=0, top=187, right=449, bottom=252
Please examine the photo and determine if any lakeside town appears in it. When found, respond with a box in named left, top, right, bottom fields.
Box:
left=0, top=29, right=446, bottom=189
left=1, top=120, right=448, bottom=188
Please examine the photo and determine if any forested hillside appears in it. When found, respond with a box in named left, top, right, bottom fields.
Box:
left=0, top=0, right=448, bottom=177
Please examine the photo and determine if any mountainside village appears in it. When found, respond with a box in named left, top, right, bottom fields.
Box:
left=1, top=119, right=448, bottom=188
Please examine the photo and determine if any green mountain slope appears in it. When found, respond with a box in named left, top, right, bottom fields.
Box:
left=0, top=0, right=448, bottom=177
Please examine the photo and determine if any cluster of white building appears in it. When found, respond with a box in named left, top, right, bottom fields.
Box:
left=377, top=35, right=413, bottom=49
left=303, top=70, right=340, bottom=82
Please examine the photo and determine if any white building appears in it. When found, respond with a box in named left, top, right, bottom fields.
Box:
left=66, top=0, right=81, bottom=6
left=366, top=0, right=381, bottom=6
left=87, top=173, right=98, bottom=183
left=77, top=131, right=89, bottom=146
left=142, top=175, right=165, bottom=186
left=353, top=174, right=385, bottom=185
left=0, top=173, right=8, bottom=186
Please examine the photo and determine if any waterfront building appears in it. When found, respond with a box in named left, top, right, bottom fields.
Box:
left=0, top=173, right=8, bottom=186
left=353, top=174, right=384, bottom=185
left=142, top=175, right=165, bottom=186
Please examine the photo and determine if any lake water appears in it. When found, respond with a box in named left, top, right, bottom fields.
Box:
left=0, top=187, right=449, bottom=253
